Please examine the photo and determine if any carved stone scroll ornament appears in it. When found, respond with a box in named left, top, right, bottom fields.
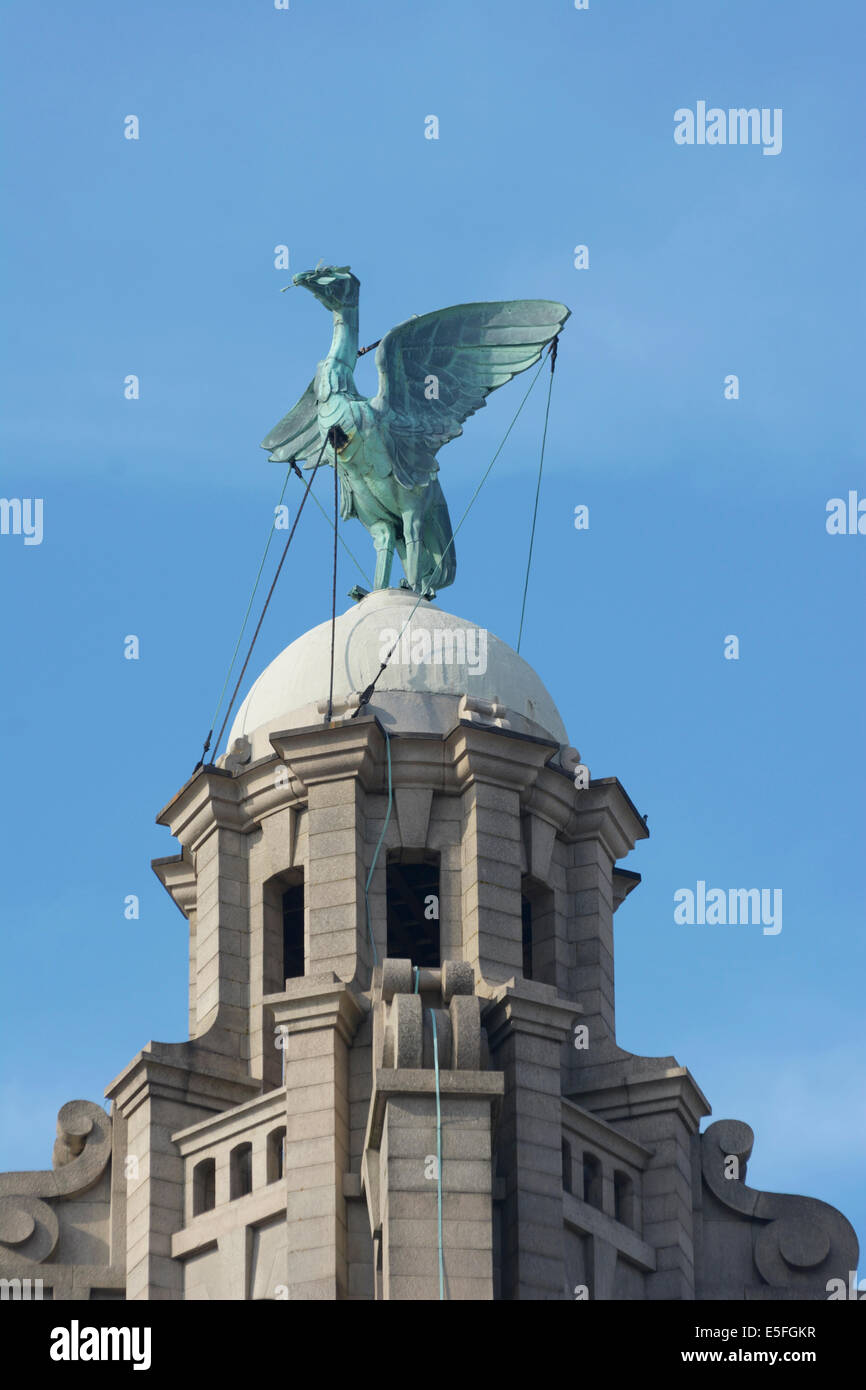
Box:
left=701, top=1119, right=858, bottom=1291
left=0, top=1100, right=112, bottom=1266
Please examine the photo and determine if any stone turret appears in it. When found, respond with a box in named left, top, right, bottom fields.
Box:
left=0, top=588, right=857, bottom=1300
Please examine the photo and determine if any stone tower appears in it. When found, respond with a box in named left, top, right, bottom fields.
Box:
left=0, top=589, right=857, bottom=1300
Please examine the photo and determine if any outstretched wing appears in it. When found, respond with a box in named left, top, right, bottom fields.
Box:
left=260, top=379, right=322, bottom=465
left=371, top=299, right=570, bottom=488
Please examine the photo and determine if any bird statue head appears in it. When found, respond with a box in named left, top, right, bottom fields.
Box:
left=292, top=262, right=360, bottom=312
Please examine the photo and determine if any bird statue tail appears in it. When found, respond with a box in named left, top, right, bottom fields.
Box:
left=420, top=478, right=456, bottom=592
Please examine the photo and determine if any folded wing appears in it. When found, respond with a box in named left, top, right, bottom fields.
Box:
left=260, top=379, right=322, bottom=464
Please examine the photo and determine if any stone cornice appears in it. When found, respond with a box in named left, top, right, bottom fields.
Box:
left=156, top=767, right=244, bottom=850
left=568, top=1060, right=711, bottom=1134
left=151, top=850, right=197, bottom=918
left=561, top=1096, right=654, bottom=1169
left=266, top=974, right=368, bottom=1047
left=481, top=979, right=582, bottom=1050
left=153, top=724, right=647, bottom=858
left=524, top=765, right=583, bottom=839
left=235, top=756, right=306, bottom=825
left=364, top=1068, right=504, bottom=1152
left=104, top=1043, right=257, bottom=1121
left=269, top=716, right=382, bottom=791
left=612, top=867, right=642, bottom=911
left=446, top=721, right=557, bottom=793
left=171, top=1087, right=287, bottom=1152
left=565, top=777, right=649, bottom=859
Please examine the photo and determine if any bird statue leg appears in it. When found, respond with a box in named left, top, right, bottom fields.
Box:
left=402, top=513, right=424, bottom=592
left=370, top=520, right=396, bottom=589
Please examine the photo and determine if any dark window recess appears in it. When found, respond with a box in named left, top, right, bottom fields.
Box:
left=386, top=857, right=440, bottom=966
left=562, top=1140, right=573, bottom=1194
left=193, top=1158, right=216, bottom=1216
left=522, top=897, right=533, bottom=979
left=583, top=1152, right=602, bottom=1209
left=282, top=882, right=305, bottom=981
left=267, top=1127, right=286, bottom=1184
left=614, top=1170, right=633, bottom=1227
left=230, top=1143, right=253, bottom=1200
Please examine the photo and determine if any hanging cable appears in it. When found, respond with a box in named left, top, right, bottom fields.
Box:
left=197, top=432, right=331, bottom=771
left=516, top=336, right=559, bottom=653
left=299, top=469, right=373, bottom=588
left=351, top=351, right=549, bottom=718
left=430, top=1009, right=445, bottom=1300
left=193, top=464, right=293, bottom=770
left=327, top=436, right=339, bottom=722
left=363, top=724, right=392, bottom=968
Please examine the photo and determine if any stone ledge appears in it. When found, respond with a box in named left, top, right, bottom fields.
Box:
left=563, top=1192, right=657, bottom=1272
left=171, top=1183, right=286, bottom=1260
left=561, top=1096, right=654, bottom=1169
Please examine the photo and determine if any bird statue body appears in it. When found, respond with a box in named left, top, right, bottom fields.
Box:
left=261, top=265, right=570, bottom=597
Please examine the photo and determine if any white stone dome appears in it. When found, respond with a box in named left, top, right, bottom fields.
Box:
left=226, top=588, right=569, bottom=761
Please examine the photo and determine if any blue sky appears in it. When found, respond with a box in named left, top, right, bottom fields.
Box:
left=1, top=0, right=863, bottom=1268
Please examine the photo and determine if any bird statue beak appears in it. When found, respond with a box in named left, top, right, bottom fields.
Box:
left=280, top=284, right=295, bottom=293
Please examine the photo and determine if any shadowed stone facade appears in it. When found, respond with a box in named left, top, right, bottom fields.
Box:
left=0, top=590, right=857, bottom=1300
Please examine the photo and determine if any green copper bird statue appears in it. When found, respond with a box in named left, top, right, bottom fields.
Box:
left=261, top=264, right=570, bottom=598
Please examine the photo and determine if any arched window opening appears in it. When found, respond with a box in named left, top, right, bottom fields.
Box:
left=520, top=875, right=556, bottom=986
left=267, top=1127, right=286, bottom=1184
left=230, top=1142, right=253, bottom=1200
left=192, top=1158, right=216, bottom=1215
left=386, top=851, right=440, bottom=966
left=282, top=878, right=305, bottom=981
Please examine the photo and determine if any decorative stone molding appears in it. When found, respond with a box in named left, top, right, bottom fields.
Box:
left=0, top=1100, right=112, bottom=1206
left=361, top=958, right=503, bottom=1299
left=222, top=735, right=252, bottom=773
left=458, top=693, right=511, bottom=729
left=270, top=715, right=381, bottom=791
left=701, top=1119, right=859, bottom=1293
left=0, top=1100, right=125, bottom=1300
left=157, top=767, right=244, bottom=850
left=151, top=850, right=197, bottom=918
left=316, top=692, right=362, bottom=722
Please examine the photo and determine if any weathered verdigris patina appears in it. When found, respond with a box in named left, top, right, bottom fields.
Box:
left=261, top=265, right=570, bottom=597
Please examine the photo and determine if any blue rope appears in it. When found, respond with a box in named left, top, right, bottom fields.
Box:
left=413, top=967, right=420, bottom=993
left=363, top=726, right=392, bottom=967
left=430, top=1010, right=444, bottom=1300
left=516, top=361, right=556, bottom=653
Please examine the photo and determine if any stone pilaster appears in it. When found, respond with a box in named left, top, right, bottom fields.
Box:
left=564, top=778, right=648, bottom=1058
left=271, top=718, right=381, bottom=987
left=269, top=975, right=365, bottom=1299
left=448, top=724, right=554, bottom=985
left=484, top=980, right=578, bottom=1300
left=105, top=1048, right=256, bottom=1300
left=192, top=825, right=250, bottom=1049
left=156, top=770, right=249, bottom=1059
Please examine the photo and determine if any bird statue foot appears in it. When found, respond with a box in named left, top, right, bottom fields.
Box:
left=398, top=578, right=436, bottom=601
left=348, top=585, right=369, bottom=602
